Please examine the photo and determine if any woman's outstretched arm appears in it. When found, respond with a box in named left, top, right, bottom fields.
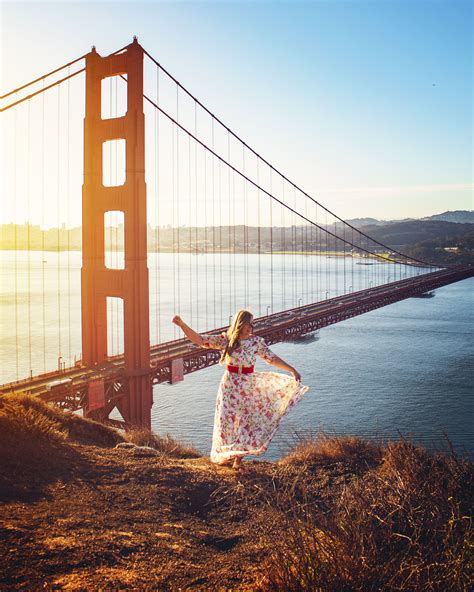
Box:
left=269, top=355, right=301, bottom=382
left=172, top=315, right=204, bottom=346
left=257, top=337, right=302, bottom=381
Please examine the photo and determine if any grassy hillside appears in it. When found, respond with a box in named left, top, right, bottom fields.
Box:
left=359, top=220, right=474, bottom=266
left=1, top=394, right=472, bottom=591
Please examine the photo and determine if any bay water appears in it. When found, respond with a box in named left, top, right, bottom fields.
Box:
left=1, top=250, right=472, bottom=458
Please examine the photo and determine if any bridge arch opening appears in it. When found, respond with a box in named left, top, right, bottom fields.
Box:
left=101, top=74, right=128, bottom=120
left=106, top=296, right=124, bottom=358
left=104, top=210, right=125, bottom=269
left=102, top=139, right=126, bottom=187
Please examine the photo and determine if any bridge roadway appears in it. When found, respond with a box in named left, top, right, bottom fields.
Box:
left=1, top=266, right=472, bottom=422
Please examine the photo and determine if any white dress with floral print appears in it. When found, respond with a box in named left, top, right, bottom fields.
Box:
left=202, top=333, right=309, bottom=464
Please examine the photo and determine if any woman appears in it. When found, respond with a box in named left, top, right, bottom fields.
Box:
left=172, top=310, right=308, bottom=470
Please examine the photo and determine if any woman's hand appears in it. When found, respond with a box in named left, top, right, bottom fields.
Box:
left=172, top=315, right=183, bottom=328
left=291, top=368, right=301, bottom=382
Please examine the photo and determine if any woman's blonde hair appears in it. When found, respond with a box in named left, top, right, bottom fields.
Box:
left=219, top=309, right=253, bottom=364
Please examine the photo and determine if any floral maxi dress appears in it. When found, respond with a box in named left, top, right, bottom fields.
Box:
left=202, top=333, right=309, bottom=464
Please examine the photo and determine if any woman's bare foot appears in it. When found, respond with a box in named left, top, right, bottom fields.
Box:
left=219, top=459, right=232, bottom=466
left=232, top=456, right=242, bottom=470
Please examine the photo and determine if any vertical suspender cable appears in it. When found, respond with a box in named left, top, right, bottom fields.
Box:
left=308, top=206, right=311, bottom=301
left=242, top=145, right=248, bottom=308
left=351, top=226, right=354, bottom=292
left=57, top=86, right=62, bottom=370
left=194, top=101, right=199, bottom=330
left=366, top=235, right=369, bottom=287
left=67, top=67, right=71, bottom=363
left=188, top=132, right=193, bottom=327
left=227, top=132, right=232, bottom=320
left=325, top=209, right=328, bottom=299
left=155, top=65, right=160, bottom=343
left=115, top=77, right=119, bottom=353
left=27, top=100, right=32, bottom=375
left=14, top=97, right=19, bottom=379
left=342, top=221, right=345, bottom=294
left=108, top=79, right=114, bottom=355
left=176, top=106, right=180, bottom=329
left=269, top=167, right=273, bottom=314
left=232, top=161, right=236, bottom=314
left=281, top=178, right=285, bottom=309
left=257, top=157, right=261, bottom=316
left=315, top=203, right=318, bottom=300
left=176, top=86, right=181, bottom=325
left=333, top=219, right=337, bottom=296
left=204, top=131, right=208, bottom=328
left=41, top=83, right=46, bottom=372
left=218, top=155, right=223, bottom=325
left=211, top=118, right=216, bottom=326
left=171, top=97, right=176, bottom=338
left=306, top=196, right=310, bottom=303
left=292, top=186, right=296, bottom=307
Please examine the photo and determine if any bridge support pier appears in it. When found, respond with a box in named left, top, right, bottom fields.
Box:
left=81, top=38, right=152, bottom=429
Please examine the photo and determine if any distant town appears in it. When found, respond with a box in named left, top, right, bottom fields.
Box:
left=1, top=211, right=472, bottom=265
left=0, top=222, right=377, bottom=254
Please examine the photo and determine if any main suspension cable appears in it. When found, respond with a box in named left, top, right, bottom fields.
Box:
left=142, top=48, right=436, bottom=269
left=136, top=86, right=416, bottom=268
left=1, top=68, right=85, bottom=112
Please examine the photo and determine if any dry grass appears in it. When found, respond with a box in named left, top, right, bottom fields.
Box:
left=0, top=394, right=199, bottom=501
left=259, top=436, right=473, bottom=592
left=280, top=430, right=382, bottom=472
left=125, top=427, right=201, bottom=459
left=1, top=396, right=472, bottom=590
left=0, top=393, right=124, bottom=449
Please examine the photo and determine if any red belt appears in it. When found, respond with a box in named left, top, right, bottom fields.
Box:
left=227, top=364, right=254, bottom=374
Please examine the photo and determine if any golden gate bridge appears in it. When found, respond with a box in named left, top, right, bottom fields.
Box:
left=1, top=38, right=471, bottom=428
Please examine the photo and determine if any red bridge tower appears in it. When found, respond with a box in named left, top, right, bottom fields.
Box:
left=81, top=38, right=152, bottom=428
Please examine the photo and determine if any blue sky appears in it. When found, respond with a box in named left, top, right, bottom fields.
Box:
left=1, top=0, right=472, bottom=220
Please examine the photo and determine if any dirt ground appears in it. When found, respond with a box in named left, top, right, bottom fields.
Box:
left=0, top=441, right=353, bottom=591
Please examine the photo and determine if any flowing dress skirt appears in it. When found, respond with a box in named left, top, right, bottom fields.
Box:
left=210, top=369, right=309, bottom=464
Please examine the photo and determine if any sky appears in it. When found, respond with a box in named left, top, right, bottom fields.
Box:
left=0, top=0, right=472, bottom=225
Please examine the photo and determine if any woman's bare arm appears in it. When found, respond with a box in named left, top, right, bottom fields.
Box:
left=172, top=315, right=204, bottom=346
left=268, top=355, right=301, bottom=382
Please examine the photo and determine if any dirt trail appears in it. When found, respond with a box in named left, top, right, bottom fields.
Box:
left=1, top=442, right=352, bottom=591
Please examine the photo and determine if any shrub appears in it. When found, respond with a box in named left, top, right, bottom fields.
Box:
left=125, top=427, right=201, bottom=459
left=280, top=431, right=382, bottom=471
left=260, top=438, right=473, bottom=592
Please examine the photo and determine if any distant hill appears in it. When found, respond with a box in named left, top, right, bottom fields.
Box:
left=357, top=220, right=474, bottom=266
left=346, top=217, right=385, bottom=228
left=348, top=210, right=473, bottom=227
left=421, top=210, right=474, bottom=224
left=358, top=220, right=473, bottom=247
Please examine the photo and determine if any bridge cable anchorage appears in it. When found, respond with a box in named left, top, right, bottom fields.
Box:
left=141, top=48, right=439, bottom=270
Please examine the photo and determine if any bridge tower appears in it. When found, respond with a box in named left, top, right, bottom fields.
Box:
left=81, top=38, right=152, bottom=428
